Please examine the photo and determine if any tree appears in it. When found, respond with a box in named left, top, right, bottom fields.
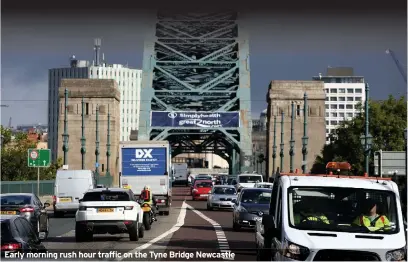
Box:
left=1, top=126, right=62, bottom=181
left=311, top=96, right=407, bottom=175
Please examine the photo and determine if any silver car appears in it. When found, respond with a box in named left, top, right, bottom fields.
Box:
left=207, top=185, right=237, bottom=210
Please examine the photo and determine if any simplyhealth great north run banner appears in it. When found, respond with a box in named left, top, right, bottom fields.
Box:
left=150, top=111, right=240, bottom=128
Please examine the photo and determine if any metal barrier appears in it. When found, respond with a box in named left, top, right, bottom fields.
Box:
left=1, top=180, right=55, bottom=196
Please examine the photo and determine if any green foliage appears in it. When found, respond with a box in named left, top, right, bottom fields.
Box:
left=311, top=96, right=407, bottom=175
left=1, top=126, right=62, bottom=181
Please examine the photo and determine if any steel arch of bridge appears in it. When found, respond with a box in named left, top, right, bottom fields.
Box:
left=138, top=11, right=253, bottom=173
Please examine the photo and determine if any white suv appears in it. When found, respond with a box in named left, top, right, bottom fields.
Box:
left=75, top=188, right=144, bottom=242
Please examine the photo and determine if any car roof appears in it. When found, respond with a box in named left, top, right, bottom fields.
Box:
left=1, top=193, right=34, bottom=197
left=194, top=179, right=212, bottom=183
left=213, top=185, right=235, bottom=188
left=86, top=188, right=129, bottom=193
left=0, top=215, right=19, bottom=223
left=238, top=173, right=262, bottom=176
left=241, top=188, right=272, bottom=192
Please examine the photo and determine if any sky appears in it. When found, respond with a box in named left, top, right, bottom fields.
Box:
left=1, top=2, right=407, bottom=127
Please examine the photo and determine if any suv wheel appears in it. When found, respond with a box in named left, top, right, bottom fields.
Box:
left=129, top=221, right=139, bottom=241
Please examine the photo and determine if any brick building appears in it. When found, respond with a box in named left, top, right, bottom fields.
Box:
left=57, top=79, right=121, bottom=185
left=266, top=80, right=326, bottom=177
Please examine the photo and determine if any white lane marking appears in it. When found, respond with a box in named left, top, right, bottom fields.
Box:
left=116, top=201, right=187, bottom=261
left=185, top=203, right=232, bottom=260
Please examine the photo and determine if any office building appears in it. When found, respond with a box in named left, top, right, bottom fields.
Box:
left=48, top=39, right=142, bottom=161
left=312, top=67, right=366, bottom=144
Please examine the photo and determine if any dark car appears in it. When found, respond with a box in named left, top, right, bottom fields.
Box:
left=1, top=215, right=46, bottom=256
left=232, top=188, right=272, bottom=230
left=0, top=194, right=50, bottom=239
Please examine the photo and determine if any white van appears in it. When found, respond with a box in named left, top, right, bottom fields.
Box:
left=172, top=163, right=189, bottom=186
left=256, top=173, right=406, bottom=261
left=236, top=173, right=263, bottom=191
left=53, top=170, right=95, bottom=217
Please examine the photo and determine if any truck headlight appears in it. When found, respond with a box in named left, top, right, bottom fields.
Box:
left=282, top=238, right=310, bottom=261
left=386, top=248, right=406, bottom=261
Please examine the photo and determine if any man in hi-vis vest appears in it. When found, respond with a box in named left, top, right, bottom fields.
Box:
left=352, top=199, right=390, bottom=231
left=140, top=185, right=157, bottom=220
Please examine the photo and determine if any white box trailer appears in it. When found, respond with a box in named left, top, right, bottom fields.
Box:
left=119, top=141, right=172, bottom=215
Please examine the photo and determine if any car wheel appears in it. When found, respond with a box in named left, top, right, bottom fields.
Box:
left=163, top=211, right=169, bottom=216
left=143, top=213, right=151, bottom=230
left=138, top=223, right=145, bottom=238
left=75, top=223, right=91, bottom=242
left=207, top=203, right=212, bottom=211
left=233, top=221, right=241, bottom=231
left=129, top=221, right=139, bottom=241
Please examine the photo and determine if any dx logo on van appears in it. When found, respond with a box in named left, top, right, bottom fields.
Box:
left=135, top=149, right=153, bottom=158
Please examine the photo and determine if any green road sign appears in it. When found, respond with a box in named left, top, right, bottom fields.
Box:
left=28, top=149, right=51, bottom=168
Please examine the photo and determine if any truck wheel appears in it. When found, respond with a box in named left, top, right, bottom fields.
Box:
left=129, top=222, right=139, bottom=241
left=143, top=213, right=152, bottom=230
left=163, top=211, right=169, bottom=216
left=54, top=210, right=63, bottom=218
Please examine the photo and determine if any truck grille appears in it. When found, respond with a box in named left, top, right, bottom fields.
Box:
left=219, top=198, right=232, bottom=201
left=313, top=250, right=381, bottom=261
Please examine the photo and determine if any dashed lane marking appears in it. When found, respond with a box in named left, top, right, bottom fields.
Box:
left=116, top=200, right=188, bottom=261
left=185, top=203, right=232, bottom=260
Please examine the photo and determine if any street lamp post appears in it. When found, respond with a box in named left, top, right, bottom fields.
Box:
left=301, top=93, right=309, bottom=174
left=289, top=101, right=295, bottom=173
left=272, top=116, right=277, bottom=174
left=360, top=83, right=372, bottom=175
left=279, top=111, right=285, bottom=172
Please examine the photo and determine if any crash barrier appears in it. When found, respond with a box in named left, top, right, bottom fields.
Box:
left=1, top=180, right=55, bottom=196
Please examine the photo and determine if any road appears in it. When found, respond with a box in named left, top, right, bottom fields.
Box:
left=40, top=186, right=256, bottom=261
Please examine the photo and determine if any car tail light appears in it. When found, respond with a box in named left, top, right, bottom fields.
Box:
left=1, top=243, right=21, bottom=251
left=19, top=207, right=34, bottom=212
left=53, top=195, right=57, bottom=204
left=78, top=206, right=87, bottom=211
left=125, top=206, right=134, bottom=210
left=124, top=221, right=133, bottom=225
left=156, top=199, right=164, bottom=203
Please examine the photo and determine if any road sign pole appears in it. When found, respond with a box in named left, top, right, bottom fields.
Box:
left=37, top=167, right=40, bottom=196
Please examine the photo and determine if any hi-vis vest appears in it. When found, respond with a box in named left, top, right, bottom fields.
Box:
left=294, top=214, right=330, bottom=225
left=353, top=215, right=390, bottom=229
left=141, top=189, right=153, bottom=205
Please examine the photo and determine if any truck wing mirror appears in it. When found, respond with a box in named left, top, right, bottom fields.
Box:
left=262, top=214, right=275, bottom=230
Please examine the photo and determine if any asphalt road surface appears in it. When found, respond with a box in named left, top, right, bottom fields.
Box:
left=16, top=186, right=256, bottom=261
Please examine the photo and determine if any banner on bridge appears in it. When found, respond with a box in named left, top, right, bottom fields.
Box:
left=150, top=111, right=240, bottom=128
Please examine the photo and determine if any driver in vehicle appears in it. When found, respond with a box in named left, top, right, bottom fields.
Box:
left=140, top=185, right=157, bottom=221
left=352, top=199, right=390, bottom=230
left=294, top=201, right=330, bottom=225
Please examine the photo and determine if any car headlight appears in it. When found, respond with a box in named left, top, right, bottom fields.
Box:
left=282, top=238, right=310, bottom=261
left=237, top=206, right=247, bottom=212
left=386, top=248, right=406, bottom=261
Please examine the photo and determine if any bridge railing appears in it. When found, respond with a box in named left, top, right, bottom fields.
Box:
left=188, top=168, right=228, bottom=174
left=1, top=180, right=55, bottom=196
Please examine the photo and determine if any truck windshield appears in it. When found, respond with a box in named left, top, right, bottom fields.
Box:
left=288, top=187, right=399, bottom=234
left=239, top=175, right=262, bottom=183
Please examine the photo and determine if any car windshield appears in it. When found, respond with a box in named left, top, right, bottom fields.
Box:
left=196, top=182, right=213, bottom=188
left=288, top=187, right=399, bottom=235
left=241, top=190, right=271, bottom=204
left=213, top=187, right=236, bottom=195
left=239, top=175, right=262, bottom=183
left=1, top=195, right=31, bottom=205
left=83, top=191, right=130, bottom=201
left=1, top=222, right=13, bottom=241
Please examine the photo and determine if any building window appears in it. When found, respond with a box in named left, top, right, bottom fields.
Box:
left=355, top=97, right=362, bottom=101
left=330, top=97, right=337, bottom=101
left=338, top=97, right=345, bottom=101
left=346, top=104, right=353, bottom=109
left=330, top=120, right=337, bottom=125
left=326, top=97, right=329, bottom=101
left=325, top=113, right=329, bottom=117
left=355, top=88, right=362, bottom=93
left=325, top=105, right=329, bottom=109
left=347, top=112, right=353, bottom=117
left=347, top=97, right=354, bottom=101
left=331, top=113, right=337, bottom=117
left=339, top=112, right=345, bottom=117
left=331, top=89, right=337, bottom=93
left=296, top=105, right=301, bottom=116
left=326, top=129, right=330, bottom=134
left=85, top=103, right=89, bottom=115
left=339, top=88, right=346, bottom=93
left=331, top=105, right=337, bottom=109
left=326, top=121, right=329, bottom=125
left=347, top=88, right=354, bottom=93
left=339, top=104, right=344, bottom=109
left=325, top=89, right=329, bottom=93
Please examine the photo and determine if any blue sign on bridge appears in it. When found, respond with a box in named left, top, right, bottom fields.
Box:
left=150, top=111, right=240, bottom=128
left=121, top=148, right=167, bottom=176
